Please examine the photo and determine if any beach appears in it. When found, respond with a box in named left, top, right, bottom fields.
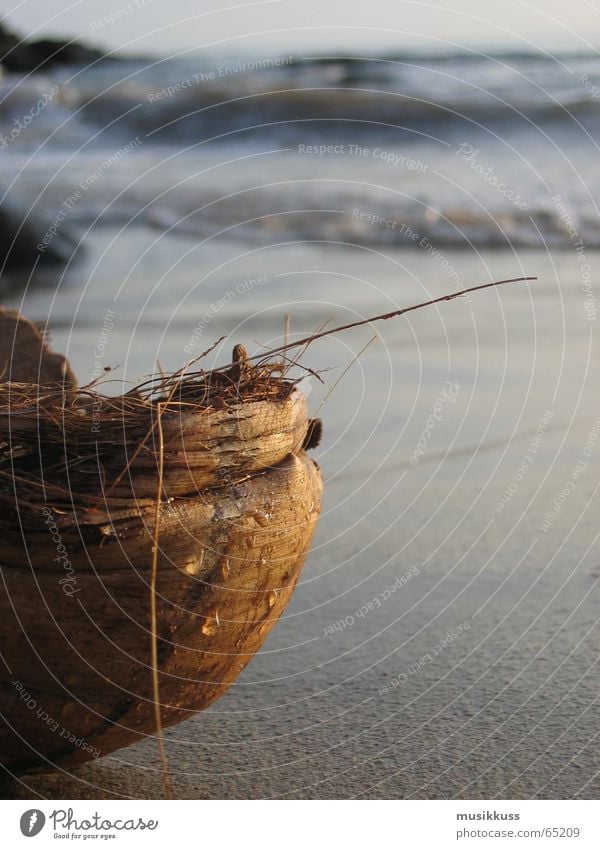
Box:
left=1, top=48, right=599, bottom=799
left=3, top=237, right=598, bottom=799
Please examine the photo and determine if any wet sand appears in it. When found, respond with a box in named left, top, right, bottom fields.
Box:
left=5, top=242, right=600, bottom=799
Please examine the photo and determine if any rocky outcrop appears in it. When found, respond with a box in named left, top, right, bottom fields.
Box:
left=0, top=203, right=79, bottom=275
left=0, top=22, right=107, bottom=74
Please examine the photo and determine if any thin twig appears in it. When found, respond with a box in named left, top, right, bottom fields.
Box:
left=150, top=400, right=174, bottom=799
left=251, top=277, right=536, bottom=364
left=145, top=276, right=535, bottom=389
left=291, top=316, right=333, bottom=373
left=130, top=336, right=226, bottom=398
left=313, top=333, right=379, bottom=418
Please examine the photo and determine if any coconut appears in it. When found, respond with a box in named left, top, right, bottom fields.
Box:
left=0, top=311, right=322, bottom=775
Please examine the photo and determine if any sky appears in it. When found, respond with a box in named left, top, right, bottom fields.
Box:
left=2, top=0, right=600, bottom=57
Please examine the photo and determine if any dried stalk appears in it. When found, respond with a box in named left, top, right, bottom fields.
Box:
left=150, top=400, right=174, bottom=799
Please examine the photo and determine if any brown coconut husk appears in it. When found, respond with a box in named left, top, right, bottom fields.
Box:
left=0, top=312, right=322, bottom=778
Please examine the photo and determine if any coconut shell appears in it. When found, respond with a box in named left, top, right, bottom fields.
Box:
left=0, top=313, right=323, bottom=775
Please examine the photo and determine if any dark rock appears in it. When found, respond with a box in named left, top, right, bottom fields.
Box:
left=0, top=202, right=79, bottom=272
left=0, top=22, right=107, bottom=74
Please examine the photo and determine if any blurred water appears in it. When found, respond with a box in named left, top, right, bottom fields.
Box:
left=2, top=50, right=600, bottom=263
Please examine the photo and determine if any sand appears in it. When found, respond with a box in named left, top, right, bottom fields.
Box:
left=5, top=242, right=599, bottom=799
